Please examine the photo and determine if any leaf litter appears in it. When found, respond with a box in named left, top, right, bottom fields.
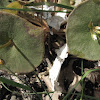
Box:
left=0, top=0, right=100, bottom=100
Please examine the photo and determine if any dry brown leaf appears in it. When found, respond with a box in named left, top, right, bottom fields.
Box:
left=84, top=68, right=100, bottom=84
left=42, top=75, right=53, bottom=92
left=68, top=74, right=82, bottom=92
left=42, top=91, right=62, bottom=100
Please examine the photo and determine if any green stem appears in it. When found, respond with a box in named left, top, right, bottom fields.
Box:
left=1, top=82, right=13, bottom=93
left=5, top=65, right=37, bottom=92
left=25, top=2, right=74, bottom=10
left=1, top=81, right=54, bottom=95
left=63, top=68, right=100, bottom=100
left=0, top=7, right=70, bottom=13
left=4, top=65, right=44, bottom=100
left=12, top=41, right=52, bottom=100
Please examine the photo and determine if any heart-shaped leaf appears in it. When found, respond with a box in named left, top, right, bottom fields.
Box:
left=0, top=11, right=44, bottom=73
left=66, top=0, right=100, bottom=60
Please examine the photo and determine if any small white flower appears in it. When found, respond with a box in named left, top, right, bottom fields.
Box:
left=92, top=34, right=97, bottom=40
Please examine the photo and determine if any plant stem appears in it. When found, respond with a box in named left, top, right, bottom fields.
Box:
left=0, top=7, right=70, bottom=13
left=1, top=82, right=54, bottom=95
left=63, top=68, right=100, bottom=100
left=12, top=41, right=52, bottom=100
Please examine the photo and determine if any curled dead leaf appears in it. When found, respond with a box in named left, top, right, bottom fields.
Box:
left=84, top=68, right=100, bottom=84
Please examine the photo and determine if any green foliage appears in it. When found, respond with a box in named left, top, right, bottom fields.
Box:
left=66, top=0, right=100, bottom=60
left=0, top=76, right=32, bottom=91
left=63, top=68, right=100, bottom=100
left=60, top=0, right=70, bottom=6
left=0, top=0, right=10, bottom=7
left=93, top=0, right=100, bottom=3
left=0, top=11, right=44, bottom=73
left=25, top=1, right=74, bottom=10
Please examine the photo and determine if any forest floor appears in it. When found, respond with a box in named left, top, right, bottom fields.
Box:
left=0, top=0, right=100, bottom=100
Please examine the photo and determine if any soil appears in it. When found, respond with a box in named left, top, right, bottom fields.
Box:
left=0, top=0, right=100, bottom=100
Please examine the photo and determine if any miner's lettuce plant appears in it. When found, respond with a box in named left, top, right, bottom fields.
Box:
left=0, top=0, right=100, bottom=100
left=0, top=0, right=73, bottom=73
left=0, top=11, right=44, bottom=73
left=66, top=0, right=100, bottom=60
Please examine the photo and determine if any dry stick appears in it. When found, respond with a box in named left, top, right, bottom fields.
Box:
left=70, top=90, right=76, bottom=100
left=45, top=58, right=52, bottom=69
left=12, top=41, right=52, bottom=100
left=42, top=75, right=53, bottom=92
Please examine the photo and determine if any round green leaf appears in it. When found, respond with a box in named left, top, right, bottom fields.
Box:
left=66, top=0, right=100, bottom=60
left=0, top=11, right=44, bottom=73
